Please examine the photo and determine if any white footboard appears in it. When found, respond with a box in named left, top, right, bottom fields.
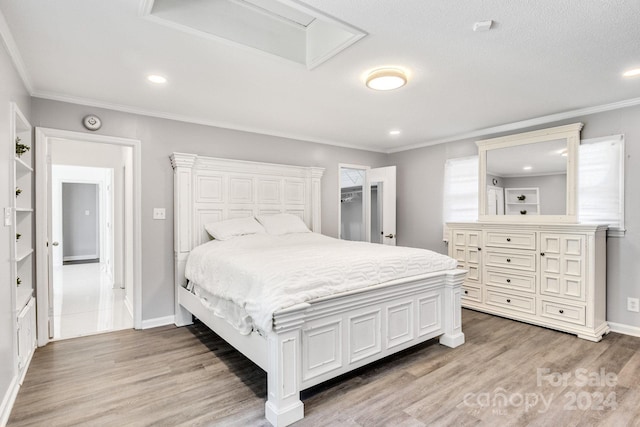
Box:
left=264, top=268, right=466, bottom=427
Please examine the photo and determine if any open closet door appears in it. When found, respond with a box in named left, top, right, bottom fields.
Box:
left=369, top=166, right=396, bottom=246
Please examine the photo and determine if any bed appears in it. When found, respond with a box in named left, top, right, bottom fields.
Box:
left=171, top=153, right=465, bottom=427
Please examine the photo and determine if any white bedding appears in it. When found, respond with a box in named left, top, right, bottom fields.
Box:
left=185, top=233, right=457, bottom=333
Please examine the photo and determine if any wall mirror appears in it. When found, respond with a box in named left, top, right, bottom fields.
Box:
left=477, top=123, right=583, bottom=223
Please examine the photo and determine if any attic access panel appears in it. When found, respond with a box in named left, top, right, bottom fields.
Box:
left=140, top=0, right=366, bottom=69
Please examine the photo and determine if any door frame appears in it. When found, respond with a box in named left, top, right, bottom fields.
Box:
left=58, top=180, right=101, bottom=263
left=52, top=167, right=114, bottom=276
left=35, top=128, right=143, bottom=346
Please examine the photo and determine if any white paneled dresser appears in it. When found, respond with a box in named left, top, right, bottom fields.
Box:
left=447, top=222, right=609, bottom=341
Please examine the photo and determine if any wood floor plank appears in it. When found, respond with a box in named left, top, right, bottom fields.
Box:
left=8, top=310, right=639, bottom=427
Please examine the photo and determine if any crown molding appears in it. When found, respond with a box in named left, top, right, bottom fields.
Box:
left=386, top=97, right=640, bottom=154
left=32, top=91, right=387, bottom=153
left=0, top=8, right=34, bottom=93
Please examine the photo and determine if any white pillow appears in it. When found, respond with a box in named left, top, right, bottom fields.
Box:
left=256, top=213, right=310, bottom=235
left=204, top=217, right=265, bottom=241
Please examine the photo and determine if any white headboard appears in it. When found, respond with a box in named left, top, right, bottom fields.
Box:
left=170, top=152, right=325, bottom=305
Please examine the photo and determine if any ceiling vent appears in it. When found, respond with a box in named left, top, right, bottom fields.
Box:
left=139, top=0, right=367, bottom=69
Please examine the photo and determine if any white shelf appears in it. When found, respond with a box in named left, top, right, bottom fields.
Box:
left=505, top=187, right=539, bottom=216
left=14, top=157, right=33, bottom=172
left=16, top=249, right=34, bottom=263
left=10, top=102, right=37, bottom=375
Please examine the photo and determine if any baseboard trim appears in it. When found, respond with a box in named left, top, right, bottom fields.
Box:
left=141, top=315, right=175, bottom=329
left=608, top=322, right=640, bottom=338
left=63, top=255, right=98, bottom=262
left=0, top=374, right=20, bottom=427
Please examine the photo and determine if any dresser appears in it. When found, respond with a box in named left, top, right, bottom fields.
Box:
left=447, top=222, right=609, bottom=341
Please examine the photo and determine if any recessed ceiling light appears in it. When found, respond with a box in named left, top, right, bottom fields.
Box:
left=523, top=166, right=532, bottom=171
left=147, top=74, right=167, bottom=84
left=623, top=68, right=640, bottom=78
left=389, top=130, right=401, bottom=136
left=366, top=68, right=407, bottom=91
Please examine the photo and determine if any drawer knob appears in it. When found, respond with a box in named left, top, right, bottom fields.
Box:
left=506, top=258, right=511, bottom=263
left=464, top=290, right=469, bottom=294
left=478, top=247, right=482, bottom=251
left=506, top=279, right=511, bottom=283
left=507, top=299, right=511, bottom=303
left=506, top=238, right=511, bottom=242
left=541, top=252, right=545, bottom=256
left=559, top=309, right=564, bottom=314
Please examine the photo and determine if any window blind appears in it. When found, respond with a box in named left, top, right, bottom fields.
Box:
left=443, top=156, right=478, bottom=240
left=578, top=135, right=625, bottom=234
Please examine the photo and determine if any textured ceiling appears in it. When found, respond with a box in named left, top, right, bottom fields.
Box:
left=1, top=0, right=639, bottom=152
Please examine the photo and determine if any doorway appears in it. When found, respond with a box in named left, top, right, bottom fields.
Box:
left=50, top=165, right=131, bottom=339
left=339, top=164, right=396, bottom=245
left=36, top=128, right=142, bottom=346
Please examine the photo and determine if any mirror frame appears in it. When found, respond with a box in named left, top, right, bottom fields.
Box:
left=477, top=123, right=583, bottom=223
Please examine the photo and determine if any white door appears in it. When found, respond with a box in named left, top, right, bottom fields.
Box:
left=36, top=135, right=55, bottom=346
left=369, top=166, right=396, bottom=246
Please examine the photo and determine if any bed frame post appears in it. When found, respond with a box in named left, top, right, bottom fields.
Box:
left=265, top=310, right=306, bottom=427
left=171, top=153, right=198, bottom=327
left=439, top=269, right=466, bottom=348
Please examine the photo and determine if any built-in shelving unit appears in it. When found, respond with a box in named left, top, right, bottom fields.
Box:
left=504, top=187, right=539, bottom=215
left=10, top=102, right=37, bottom=380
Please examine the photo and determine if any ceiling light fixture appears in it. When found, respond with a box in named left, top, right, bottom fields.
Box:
left=366, top=68, right=407, bottom=91
left=147, top=74, right=167, bottom=84
left=623, top=68, right=640, bottom=78
left=389, top=130, right=401, bottom=136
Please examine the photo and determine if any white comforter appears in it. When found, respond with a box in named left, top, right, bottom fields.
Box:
left=185, top=233, right=457, bottom=333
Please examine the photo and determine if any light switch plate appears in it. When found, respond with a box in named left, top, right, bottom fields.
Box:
left=153, top=208, right=166, bottom=220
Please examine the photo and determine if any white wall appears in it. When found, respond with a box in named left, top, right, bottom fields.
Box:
left=0, top=39, right=32, bottom=424
left=390, top=106, right=640, bottom=329
left=61, top=182, right=100, bottom=260
left=31, top=98, right=389, bottom=321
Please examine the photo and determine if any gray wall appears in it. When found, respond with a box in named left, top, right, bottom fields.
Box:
left=0, top=41, right=32, bottom=418
left=340, top=188, right=364, bottom=241
left=389, top=105, right=640, bottom=328
left=62, top=183, right=99, bottom=259
left=502, top=174, right=567, bottom=215
left=31, top=98, right=388, bottom=321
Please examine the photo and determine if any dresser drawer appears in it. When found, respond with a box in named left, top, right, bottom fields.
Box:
left=485, top=250, right=536, bottom=272
left=540, top=300, right=585, bottom=326
left=485, top=269, right=536, bottom=293
left=486, top=289, right=536, bottom=314
left=462, top=285, right=481, bottom=303
left=485, top=231, right=536, bottom=250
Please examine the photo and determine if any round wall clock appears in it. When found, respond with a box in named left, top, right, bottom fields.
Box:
left=83, top=115, right=102, bottom=131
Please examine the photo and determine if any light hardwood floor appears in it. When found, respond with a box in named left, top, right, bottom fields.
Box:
left=9, top=309, right=640, bottom=426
